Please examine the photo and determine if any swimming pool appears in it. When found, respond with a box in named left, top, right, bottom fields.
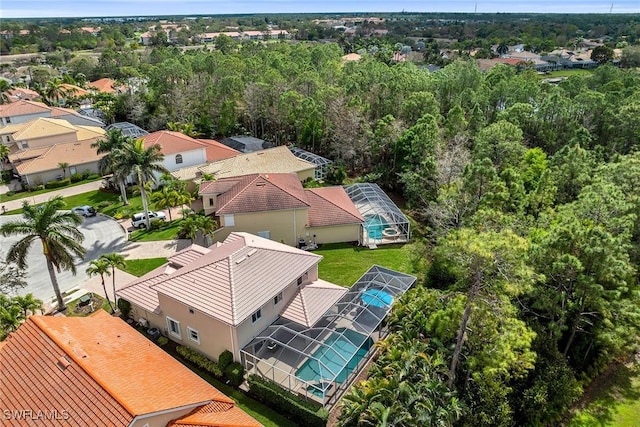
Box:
left=362, top=288, right=393, bottom=309
left=364, top=214, right=388, bottom=240
left=296, top=329, right=372, bottom=394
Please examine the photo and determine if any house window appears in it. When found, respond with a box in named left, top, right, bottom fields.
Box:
left=257, top=231, right=271, bottom=239
left=209, top=198, right=214, bottom=207
left=251, top=309, right=262, bottom=323
left=5, top=117, right=10, bottom=124
left=273, top=292, right=283, bottom=305
left=223, top=214, right=235, bottom=227
left=187, top=327, right=200, bottom=344
left=166, top=316, right=181, bottom=339
left=20, top=141, right=28, bottom=149
left=297, top=276, right=303, bottom=286
left=188, top=307, right=194, bottom=314
left=175, top=154, right=183, bottom=164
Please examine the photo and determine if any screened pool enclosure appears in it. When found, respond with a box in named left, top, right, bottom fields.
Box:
left=105, top=122, right=149, bottom=138
left=344, top=183, right=411, bottom=246
left=241, top=266, right=417, bottom=408
left=289, top=147, right=333, bottom=180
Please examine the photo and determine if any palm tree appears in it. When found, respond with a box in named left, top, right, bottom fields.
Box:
left=99, top=253, right=126, bottom=310
left=86, top=259, right=115, bottom=313
left=0, top=196, right=86, bottom=312
left=151, top=186, right=180, bottom=222
left=0, top=295, right=22, bottom=339
left=13, top=293, right=43, bottom=318
left=196, top=215, right=216, bottom=246
left=178, top=215, right=199, bottom=243
left=58, top=162, right=69, bottom=179
left=112, top=138, right=168, bottom=229
left=92, top=129, right=132, bottom=205
left=0, top=79, right=12, bottom=105
left=43, top=77, right=71, bottom=106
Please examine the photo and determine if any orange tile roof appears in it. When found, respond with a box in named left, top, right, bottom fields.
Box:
left=6, top=88, right=42, bottom=102
left=142, top=130, right=212, bottom=155
left=197, top=138, right=241, bottom=162
left=305, top=187, right=364, bottom=227
left=170, top=402, right=262, bottom=427
left=60, top=83, right=90, bottom=98
left=0, top=99, right=51, bottom=118
left=89, top=78, right=119, bottom=93
left=203, top=173, right=310, bottom=215
left=1, top=311, right=260, bottom=426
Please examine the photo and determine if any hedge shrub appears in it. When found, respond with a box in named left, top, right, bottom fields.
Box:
left=224, top=362, right=245, bottom=387
left=247, top=375, right=328, bottom=427
left=218, top=350, right=233, bottom=371
left=176, top=345, right=223, bottom=379
left=70, top=173, right=83, bottom=183
left=45, top=178, right=71, bottom=189
left=117, top=298, right=131, bottom=318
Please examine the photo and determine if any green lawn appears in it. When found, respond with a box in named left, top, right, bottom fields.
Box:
left=123, top=258, right=167, bottom=277
left=569, top=360, right=640, bottom=427
left=0, top=177, right=102, bottom=203
left=540, top=69, right=594, bottom=79
left=4, top=190, right=145, bottom=216
left=129, top=219, right=184, bottom=242
left=315, top=242, right=416, bottom=287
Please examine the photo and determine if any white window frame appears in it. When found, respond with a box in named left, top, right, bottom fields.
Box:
left=223, top=214, right=235, bottom=227
left=257, top=230, right=271, bottom=239
left=251, top=309, right=262, bottom=324
left=166, top=316, right=181, bottom=339
left=273, top=292, right=283, bottom=306
left=187, top=327, right=200, bottom=344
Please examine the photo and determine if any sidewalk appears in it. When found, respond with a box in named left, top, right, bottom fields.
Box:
left=0, top=180, right=104, bottom=212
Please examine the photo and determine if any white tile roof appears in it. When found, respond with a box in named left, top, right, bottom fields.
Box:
left=279, top=279, right=348, bottom=327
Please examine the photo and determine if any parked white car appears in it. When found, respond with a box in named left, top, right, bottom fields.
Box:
left=131, top=211, right=167, bottom=229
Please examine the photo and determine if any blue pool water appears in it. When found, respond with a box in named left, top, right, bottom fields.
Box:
left=364, top=214, right=388, bottom=239
left=296, top=329, right=372, bottom=392
left=362, top=289, right=393, bottom=309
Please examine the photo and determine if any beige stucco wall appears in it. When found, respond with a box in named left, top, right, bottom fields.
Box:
left=157, top=293, right=236, bottom=362
left=306, top=224, right=361, bottom=245
left=24, top=160, right=100, bottom=187
left=128, top=303, right=164, bottom=330
left=296, top=168, right=315, bottom=182
left=214, top=208, right=309, bottom=247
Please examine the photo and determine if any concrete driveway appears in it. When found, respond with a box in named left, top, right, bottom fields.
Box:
left=0, top=213, right=127, bottom=304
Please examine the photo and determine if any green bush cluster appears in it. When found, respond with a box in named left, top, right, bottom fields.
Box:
left=176, top=345, right=223, bottom=378
left=5, top=190, right=15, bottom=197
left=95, top=201, right=111, bottom=209
left=117, top=298, right=131, bottom=318
left=247, top=375, right=329, bottom=427
left=218, top=350, right=233, bottom=370
left=45, top=178, right=71, bottom=189
left=224, top=362, right=245, bottom=387
left=70, top=173, right=83, bottom=183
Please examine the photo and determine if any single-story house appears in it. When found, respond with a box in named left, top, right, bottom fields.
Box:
left=9, top=136, right=105, bottom=186
left=0, top=310, right=261, bottom=427
left=199, top=173, right=363, bottom=246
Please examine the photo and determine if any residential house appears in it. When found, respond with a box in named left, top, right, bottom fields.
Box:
left=0, top=310, right=261, bottom=427
left=5, top=87, right=41, bottom=103
left=172, top=145, right=316, bottom=186
left=0, top=117, right=105, bottom=150
left=198, top=173, right=363, bottom=246
left=0, top=100, right=51, bottom=127
left=9, top=137, right=106, bottom=186
left=117, top=232, right=347, bottom=363
left=89, top=77, right=122, bottom=94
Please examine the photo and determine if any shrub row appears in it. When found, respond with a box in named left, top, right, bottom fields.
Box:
left=247, top=375, right=329, bottom=427
left=45, top=178, right=71, bottom=189
left=176, top=345, right=223, bottom=378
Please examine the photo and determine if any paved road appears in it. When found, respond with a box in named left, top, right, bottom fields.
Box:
left=0, top=180, right=104, bottom=213
left=0, top=213, right=126, bottom=304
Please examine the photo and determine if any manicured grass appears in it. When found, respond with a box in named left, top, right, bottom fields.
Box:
left=539, top=69, right=594, bottom=79
left=315, top=242, right=416, bottom=287
left=66, top=296, right=112, bottom=317
left=129, top=219, right=184, bottom=242
left=0, top=177, right=102, bottom=203
left=123, top=258, right=167, bottom=277
left=569, top=360, right=640, bottom=427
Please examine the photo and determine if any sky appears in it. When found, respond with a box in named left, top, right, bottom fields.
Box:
left=1, top=0, right=639, bottom=19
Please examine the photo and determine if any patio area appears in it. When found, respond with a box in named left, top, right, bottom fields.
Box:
left=241, top=265, right=417, bottom=408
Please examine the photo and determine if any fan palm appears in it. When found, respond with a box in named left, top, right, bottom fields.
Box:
left=92, top=129, right=132, bottom=205
left=0, top=196, right=86, bottom=311
left=43, top=77, right=71, bottom=106
left=13, top=293, right=43, bottom=318
left=151, top=186, right=180, bottom=221
left=99, top=253, right=126, bottom=309
left=86, top=258, right=115, bottom=313
left=112, top=139, right=168, bottom=229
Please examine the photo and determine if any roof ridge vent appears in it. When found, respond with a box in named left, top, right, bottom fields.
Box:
left=235, top=256, right=247, bottom=264
left=247, top=249, right=258, bottom=257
